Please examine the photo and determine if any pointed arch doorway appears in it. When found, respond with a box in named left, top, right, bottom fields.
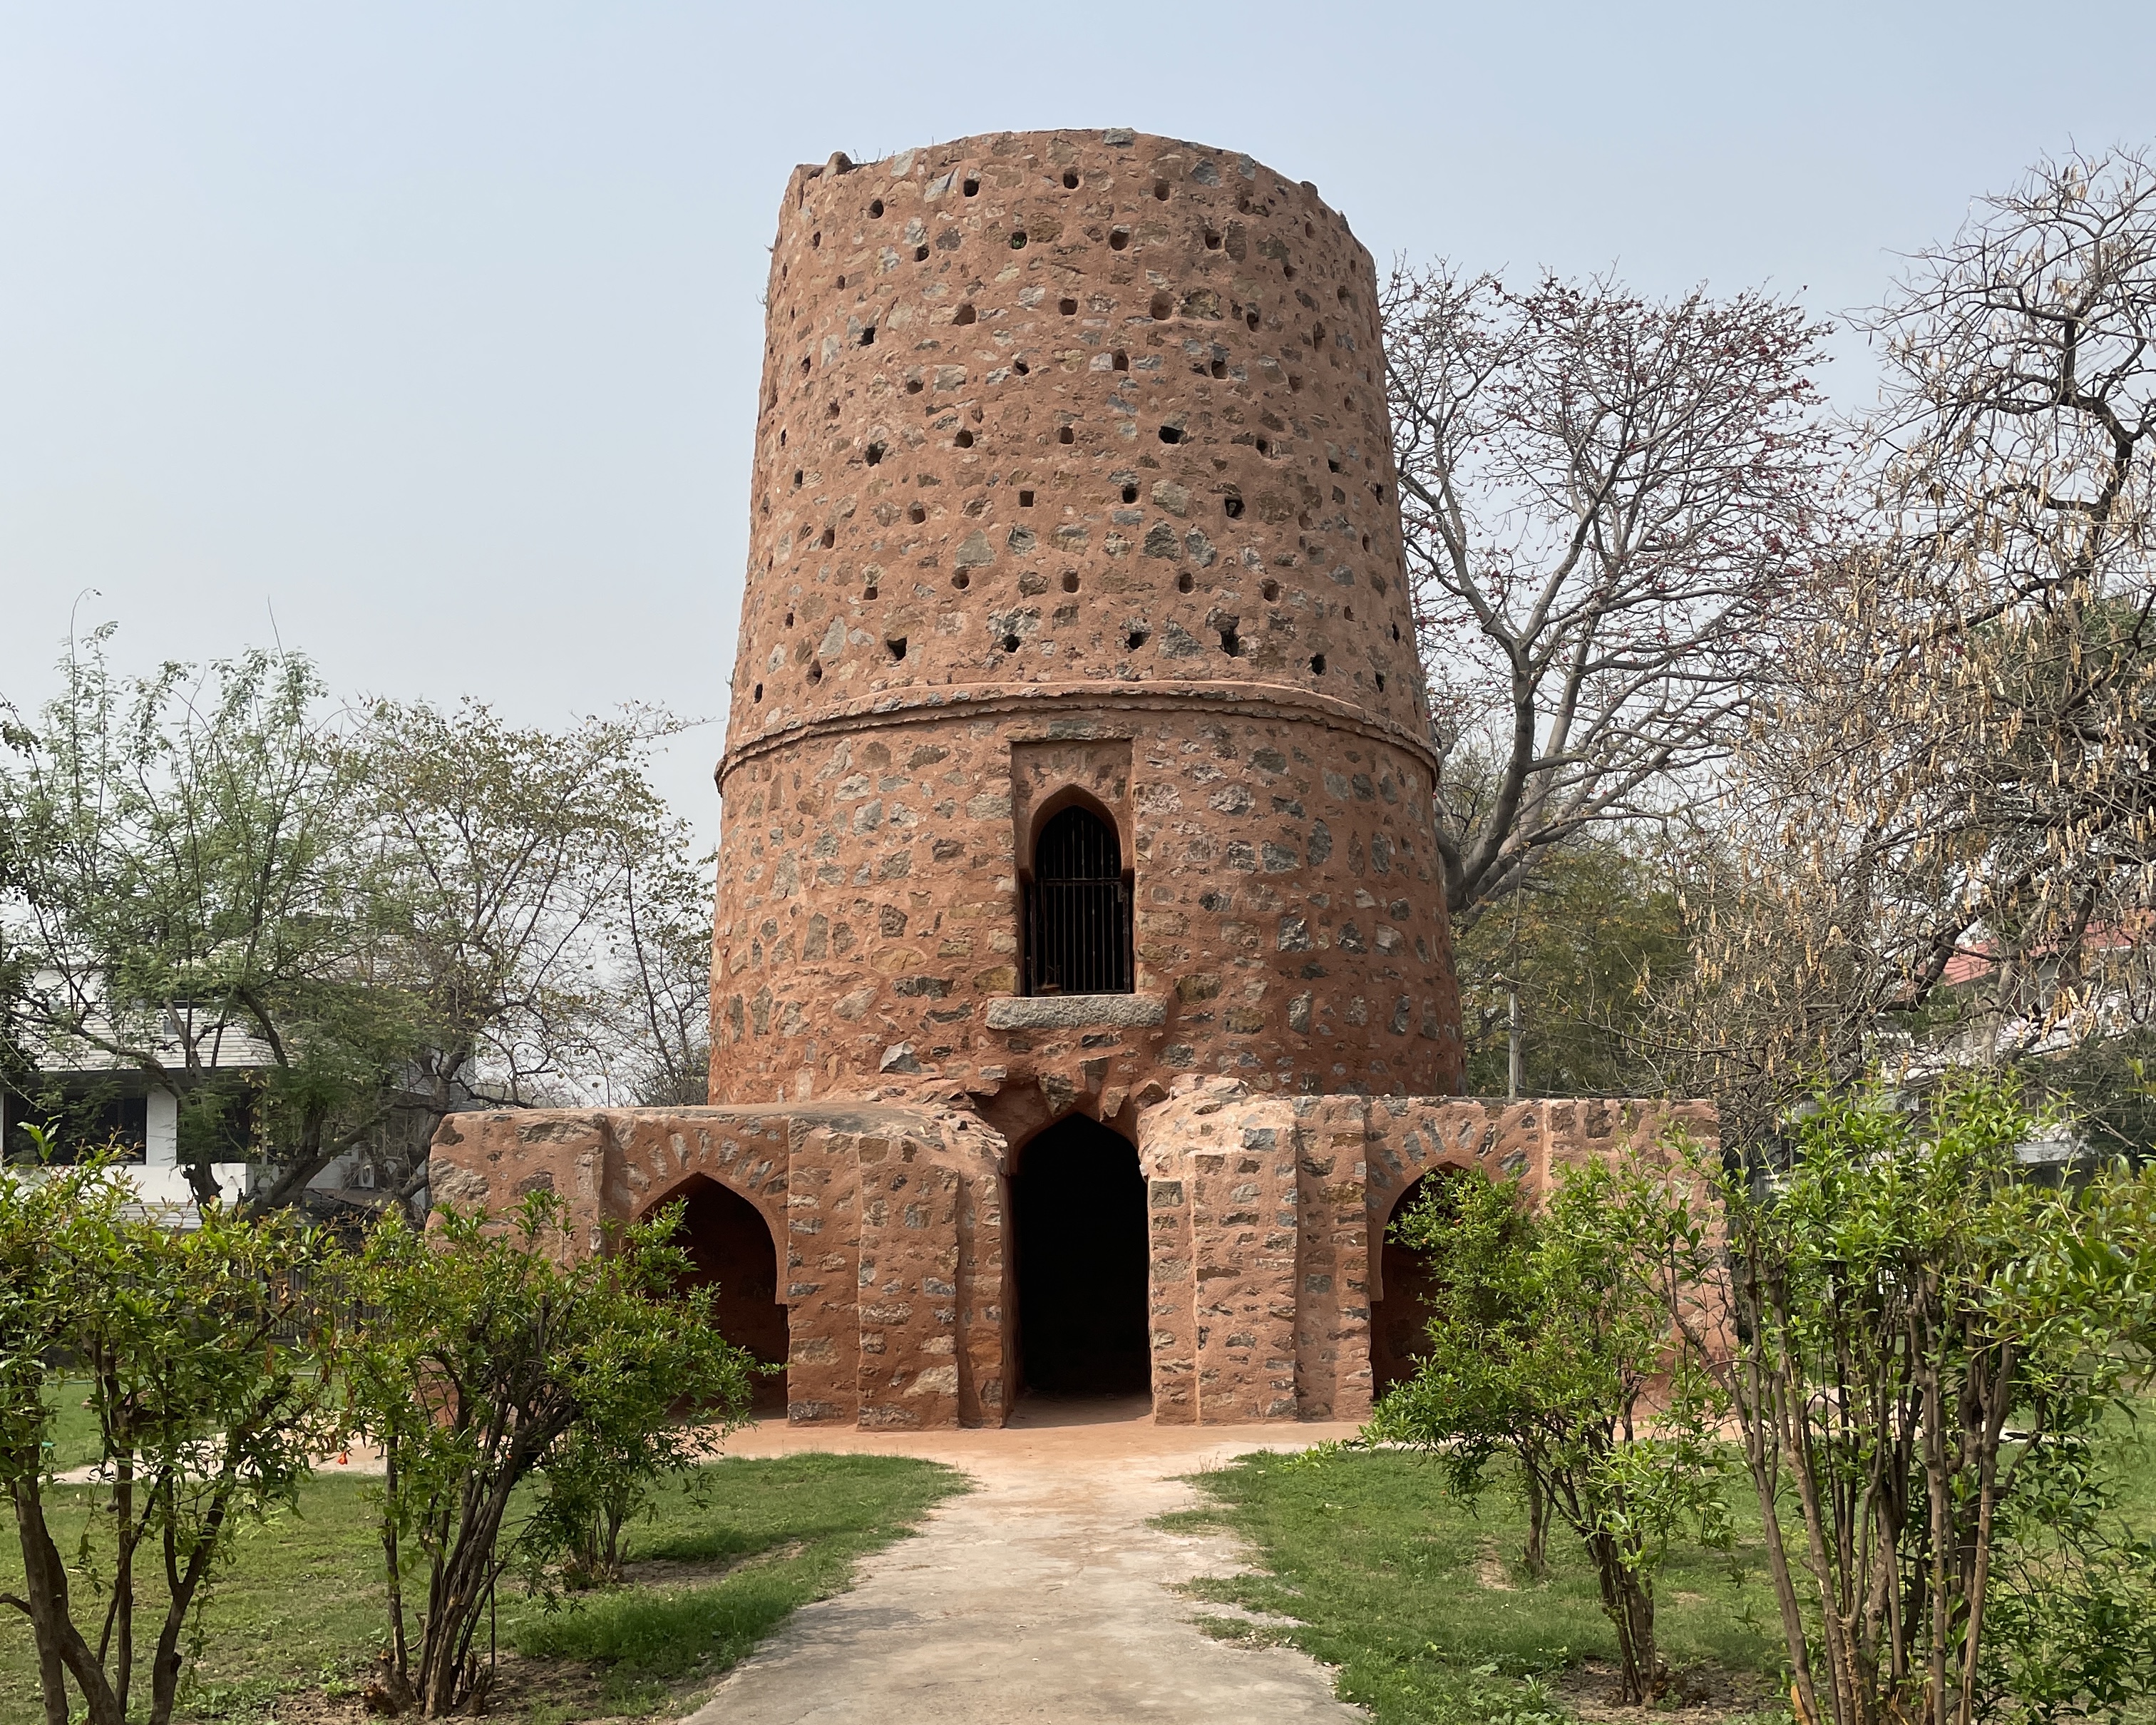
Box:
left=1010, top=1115, right=1151, bottom=1401
left=658, top=1175, right=789, bottom=1413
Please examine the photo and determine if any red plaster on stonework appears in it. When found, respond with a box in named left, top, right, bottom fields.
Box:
left=426, top=130, right=1715, bottom=1430
left=710, top=128, right=1462, bottom=1116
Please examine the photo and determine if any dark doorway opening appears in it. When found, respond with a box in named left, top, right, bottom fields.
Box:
left=1023, top=803, right=1133, bottom=995
left=662, top=1177, right=789, bottom=1413
left=1012, top=1115, right=1150, bottom=1398
left=1367, top=1169, right=1461, bottom=1398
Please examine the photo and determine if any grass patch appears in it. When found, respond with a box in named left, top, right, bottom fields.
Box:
left=0, top=1452, right=965, bottom=1722
left=1166, top=1448, right=1780, bottom=1724
left=515, top=1453, right=967, bottom=1679
left=1174, top=1410, right=2156, bottom=1725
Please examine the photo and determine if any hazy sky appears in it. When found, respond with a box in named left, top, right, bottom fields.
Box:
left=4, top=1, right=2152, bottom=849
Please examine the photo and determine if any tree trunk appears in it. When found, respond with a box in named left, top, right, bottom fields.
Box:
left=11, top=1478, right=125, bottom=1725
left=1522, top=1465, right=1549, bottom=1579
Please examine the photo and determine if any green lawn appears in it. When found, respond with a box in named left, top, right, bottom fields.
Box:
left=1171, top=1412, right=2156, bottom=1725
left=0, top=1452, right=967, bottom=1723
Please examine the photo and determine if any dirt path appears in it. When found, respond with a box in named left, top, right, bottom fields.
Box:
left=680, top=1396, right=1366, bottom=1725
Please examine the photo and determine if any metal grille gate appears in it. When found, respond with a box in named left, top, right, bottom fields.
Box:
left=1022, top=805, right=1133, bottom=995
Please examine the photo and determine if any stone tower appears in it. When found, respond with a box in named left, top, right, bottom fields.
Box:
left=711, top=127, right=1464, bottom=1141
left=430, top=131, right=1711, bottom=1433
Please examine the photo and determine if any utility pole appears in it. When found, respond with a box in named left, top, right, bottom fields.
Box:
left=1507, top=983, right=1521, bottom=1100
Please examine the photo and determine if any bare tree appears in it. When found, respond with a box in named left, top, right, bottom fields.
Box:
left=1680, top=149, right=2156, bottom=1121
left=1385, top=265, right=1834, bottom=928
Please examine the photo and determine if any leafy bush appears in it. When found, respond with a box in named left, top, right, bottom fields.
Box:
left=0, top=1152, right=335, bottom=1725
left=334, top=1193, right=756, bottom=1716
left=1710, top=1073, right=2156, bottom=1725
left=1367, top=1155, right=1728, bottom=1701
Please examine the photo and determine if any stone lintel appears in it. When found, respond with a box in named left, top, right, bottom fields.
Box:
left=984, top=993, right=1167, bottom=1030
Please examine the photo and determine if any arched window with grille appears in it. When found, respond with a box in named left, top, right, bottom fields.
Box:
left=1022, top=804, right=1133, bottom=996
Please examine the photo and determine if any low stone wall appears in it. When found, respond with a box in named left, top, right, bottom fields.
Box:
left=428, top=1085, right=1715, bottom=1429
left=429, top=1101, right=1011, bottom=1428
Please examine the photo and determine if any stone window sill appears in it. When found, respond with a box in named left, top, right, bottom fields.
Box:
left=984, top=993, right=1166, bottom=1030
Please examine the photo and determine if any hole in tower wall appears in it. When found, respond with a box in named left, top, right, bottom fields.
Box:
left=1014, top=359, right=1030, bottom=375
left=1061, top=570, right=1079, bottom=592
left=963, top=176, right=980, bottom=196
left=862, top=583, right=878, bottom=600
left=1152, top=179, right=1170, bottom=200
left=1058, top=426, right=1075, bottom=445
left=1062, top=170, right=1079, bottom=188
left=1219, top=627, right=1240, bottom=655
left=1261, top=579, right=1280, bottom=601
left=1002, top=633, right=1021, bottom=652
left=868, top=198, right=884, bottom=217
left=887, top=638, right=907, bottom=660
left=1126, top=628, right=1149, bottom=650
left=1246, top=309, right=1261, bottom=331
left=1149, top=293, right=1171, bottom=319
left=1111, top=349, right=1128, bottom=372
left=1176, top=572, right=1194, bottom=593
left=1120, top=483, right=1139, bottom=503
left=915, top=245, right=930, bottom=261
left=908, top=502, right=927, bottom=523
left=1223, top=493, right=1243, bottom=518
left=1309, top=653, right=1326, bottom=674
left=954, top=304, right=976, bottom=325
left=860, top=326, right=876, bottom=346
left=1109, top=227, right=1129, bottom=251
left=1376, top=672, right=1386, bottom=692
left=1059, top=297, right=1078, bottom=315
left=1158, top=425, right=1184, bottom=444
left=1010, top=230, right=1028, bottom=249
left=809, top=660, right=823, bottom=684
left=1019, top=489, right=1035, bottom=507
left=905, top=377, right=924, bottom=394
left=953, top=571, right=970, bottom=590
left=1204, top=230, right=1222, bottom=250
left=864, top=444, right=885, bottom=466
left=955, top=429, right=975, bottom=448
left=1209, top=359, right=1226, bottom=379
left=752, top=682, right=763, bottom=701
left=821, top=526, right=836, bottom=547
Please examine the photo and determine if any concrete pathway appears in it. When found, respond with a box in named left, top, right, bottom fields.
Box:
left=682, top=1396, right=1367, bottom=1725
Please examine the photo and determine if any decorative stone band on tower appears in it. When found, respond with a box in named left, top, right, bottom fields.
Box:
left=714, top=128, right=1460, bottom=1130
left=428, top=130, right=1716, bottom=1430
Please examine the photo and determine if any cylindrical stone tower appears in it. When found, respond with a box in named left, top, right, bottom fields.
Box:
left=712, top=128, right=1462, bottom=1142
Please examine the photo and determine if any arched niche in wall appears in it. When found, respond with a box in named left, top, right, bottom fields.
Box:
left=1367, top=1164, right=1479, bottom=1398
left=642, top=1173, right=789, bottom=1412
left=1021, top=794, right=1134, bottom=997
